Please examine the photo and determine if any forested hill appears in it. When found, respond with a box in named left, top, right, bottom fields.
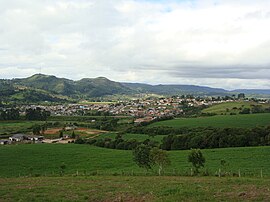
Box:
left=0, top=74, right=270, bottom=103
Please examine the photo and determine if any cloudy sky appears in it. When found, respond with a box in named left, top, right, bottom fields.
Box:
left=1, top=0, right=270, bottom=89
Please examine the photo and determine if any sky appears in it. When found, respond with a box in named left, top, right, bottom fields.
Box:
left=0, top=0, right=270, bottom=90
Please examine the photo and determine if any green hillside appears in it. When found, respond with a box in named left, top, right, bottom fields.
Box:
left=203, top=101, right=270, bottom=115
left=0, top=144, right=270, bottom=177
left=150, top=113, right=270, bottom=128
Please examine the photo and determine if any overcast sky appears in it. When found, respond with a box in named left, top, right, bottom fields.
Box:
left=1, top=0, right=270, bottom=89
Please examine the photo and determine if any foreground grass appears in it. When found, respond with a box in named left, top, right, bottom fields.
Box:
left=0, top=144, right=270, bottom=177
left=150, top=113, right=270, bottom=128
left=0, top=176, right=269, bottom=201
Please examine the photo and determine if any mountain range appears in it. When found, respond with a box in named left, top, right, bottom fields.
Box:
left=0, top=74, right=269, bottom=103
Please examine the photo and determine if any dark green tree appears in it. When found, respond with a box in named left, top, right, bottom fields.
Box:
left=133, top=144, right=152, bottom=170
left=188, top=149, right=205, bottom=174
left=32, top=124, right=41, bottom=135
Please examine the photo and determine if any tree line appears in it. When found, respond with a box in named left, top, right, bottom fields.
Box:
left=160, top=126, right=270, bottom=150
left=0, top=107, right=50, bottom=121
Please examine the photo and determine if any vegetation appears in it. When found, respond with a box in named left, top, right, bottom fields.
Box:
left=0, top=144, right=270, bottom=177
left=188, top=149, right=205, bottom=174
left=150, top=113, right=270, bottom=128
left=1, top=176, right=269, bottom=201
left=160, top=126, right=270, bottom=150
left=202, top=101, right=270, bottom=115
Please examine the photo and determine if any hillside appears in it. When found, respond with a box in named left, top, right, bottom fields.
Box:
left=149, top=113, right=270, bottom=128
left=1, top=74, right=270, bottom=103
left=123, top=83, right=228, bottom=96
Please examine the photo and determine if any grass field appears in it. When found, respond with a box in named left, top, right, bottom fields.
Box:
left=0, top=121, right=45, bottom=136
left=0, top=144, right=269, bottom=178
left=202, top=101, right=270, bottom=115
left=150, top=113, right=270, bottom=128
left=0, top=176, right=269, bottom=201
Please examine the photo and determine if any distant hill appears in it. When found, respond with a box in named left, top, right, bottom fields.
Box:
left=122, top=83, right=228, bottom=96
left=0, top=74, right=270, bottom=103
left=232, top=89, right=270, bottom=95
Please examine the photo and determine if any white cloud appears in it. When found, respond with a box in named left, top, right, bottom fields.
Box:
left=0, top=0, right=270, bottom=89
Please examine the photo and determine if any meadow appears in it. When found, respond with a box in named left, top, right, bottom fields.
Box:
left=202, top=101, right=270, bottom=115
left=150, top=113, right=270, bottom=128
left=0, top=144, right=269, bottom=178
left=0, top=121, right=44, bottom=136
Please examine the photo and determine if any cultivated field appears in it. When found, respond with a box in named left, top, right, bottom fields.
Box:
left=150, top=113, right=270, bottom=128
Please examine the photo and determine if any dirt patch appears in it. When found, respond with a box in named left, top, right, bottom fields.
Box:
left=215, top=186, right=270, bottom=201
left=76, top=128, right=108, bottom=135
left=44, top=128, right=62, bottom=135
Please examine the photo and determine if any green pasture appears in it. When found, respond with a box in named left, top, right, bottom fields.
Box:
left=0, top=121, right=44, bottom=136
left=150, top=113, right=270, bottom=128
left=202, top=101, right=270, bottom=115
left=0, top=144, right=269, bottom=178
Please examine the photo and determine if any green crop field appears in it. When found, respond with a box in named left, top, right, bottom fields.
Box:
left=1, top=144, right=270, bottom=177
left=150, top=113, right=270, bottom=128
left=1, top=176, right=269, bottom=201
left=202, top=101, right=270, bottom=115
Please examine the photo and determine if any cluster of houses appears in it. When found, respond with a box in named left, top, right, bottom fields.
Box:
left=14, top=96, right=242, bottom=119
left=0, top=133, right=74, bottom=145
left=0, top=134, right=44, bottom=145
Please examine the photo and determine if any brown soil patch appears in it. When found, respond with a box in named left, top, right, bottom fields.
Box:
left=76, top=128, right=107, bottom=135
left=215, top=185, right=270, bottom=201
left=44, top=128, right=62, bottom=135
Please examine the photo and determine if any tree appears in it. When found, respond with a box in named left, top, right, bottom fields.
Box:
left=32, top=124, right=41, bottom=135
left=133, top=144, right=152, bottom=171
left=71, top=131, right=76, bottom=139
left=59, top=130, right=63, bottom=138
left=150, top=147, right=171, bottom=176
left=188, top=149, right=205, bottom=174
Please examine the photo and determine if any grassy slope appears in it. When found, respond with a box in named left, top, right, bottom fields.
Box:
left=0, top=144, right=270, bottom=177
left=150, top=113, right=270, bottom=128
left=202, top=101, right=270, bottom=115
left=0, top=121, right=45, bottom=136
left=0, top=176, right=269, bottom=201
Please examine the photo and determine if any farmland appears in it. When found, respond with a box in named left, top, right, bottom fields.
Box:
left=202, top=101, right=270, bottom=115
left=1, top=144, right=270, bottom=201
left=150, top=113, right=270, bottom=128
left=1, top=176, right=269, bottom=201
left=0, top=144, right=270, bottom=177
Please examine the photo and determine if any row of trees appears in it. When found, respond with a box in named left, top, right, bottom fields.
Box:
left=0, top=107, right=50, bottom=121
left=76, top=134, right=159, bottom=150
left=25, top=108, right=50, bottom=121
left=0, top=108, right=20, bottom=120
left=160, top=126, right=270, bottom=150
